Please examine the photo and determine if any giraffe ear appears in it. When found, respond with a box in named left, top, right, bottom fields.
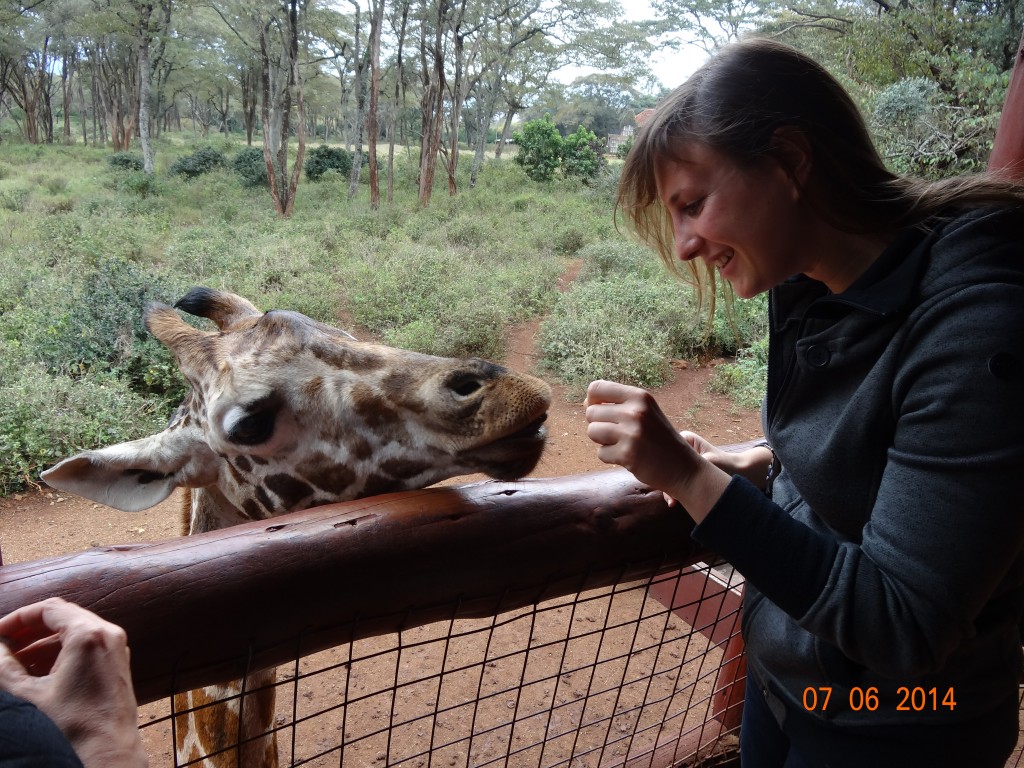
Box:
left=40, top=427, right=220, bottom=513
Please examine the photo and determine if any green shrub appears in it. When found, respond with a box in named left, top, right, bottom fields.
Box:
left=107, top=152, right=144, bottom=171
left=170, top=146, right=227, bottom=179
left=553, top=225, right=588, bottom=256
left=576, top=240, right=665, bottom=282
left=5, top=256, right=189, bottom=407
left=561, top=124, right=606, bottom=180
left=232, top=146, right=269, bottom=187
left=0, top=346, right=167, bottom=493
left=0, top=188, right=29, bottom=212
left=538, top=274, right=694, bottom=394
left=344, top=243, right=560, bottom=360
left=122, top=171, right=164, bottom=198
left=305, top=145, right=353, bottom=181
left=709, top=291, right=768, bottom=356
left=540, top=241, right=768, bottom=396
left=709, top=335, right=769, bottom=409
left=513, top=115, right=562, bottom=182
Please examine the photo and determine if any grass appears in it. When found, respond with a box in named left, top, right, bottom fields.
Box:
left=538, top=240, right=767, bottom=399
left=0, top=135, right=766, bottom=491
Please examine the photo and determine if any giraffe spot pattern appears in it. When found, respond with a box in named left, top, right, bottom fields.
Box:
left=299, top=457, right=357, bottom=493
left=264, top=473, right=314, bottom=507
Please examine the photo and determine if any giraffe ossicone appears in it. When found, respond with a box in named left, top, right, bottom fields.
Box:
left=41, top=286, right=552, bottom=768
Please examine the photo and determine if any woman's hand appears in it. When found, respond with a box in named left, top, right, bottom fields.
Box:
left=682, top=432, right=775, bottom=490
left=0, top=598, right=148, bottom=768
left=585, top=380, right=732, bottom=523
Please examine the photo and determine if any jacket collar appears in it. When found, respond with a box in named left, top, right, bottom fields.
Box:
left=770, top=225, right=932, bottom=330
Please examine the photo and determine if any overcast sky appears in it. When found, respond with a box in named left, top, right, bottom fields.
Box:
left=554, top=0, right=709, bottom=89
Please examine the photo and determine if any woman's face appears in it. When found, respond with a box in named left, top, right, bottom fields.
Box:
left=654, top=142, right=811, bottom=299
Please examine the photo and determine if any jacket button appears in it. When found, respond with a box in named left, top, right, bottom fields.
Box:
left=989, top=352, right=1019, bottom=380
left=806, top=344, right=831, bottom=368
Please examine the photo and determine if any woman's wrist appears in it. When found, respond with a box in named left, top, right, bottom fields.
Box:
left=732, top=445, right=776, bottom=490
left=666, top=456, right=733, bottom=524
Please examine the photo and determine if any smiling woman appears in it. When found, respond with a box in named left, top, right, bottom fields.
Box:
left=589, top=36, right=1024, bottom=768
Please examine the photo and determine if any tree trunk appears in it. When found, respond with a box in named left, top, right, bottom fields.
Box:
left=387, top=3, right=410, bottom=203
left=61, top=52, right=73, bottom=145
left=417, top=0, right=446, bottom=208
left=137, top=3, right=156, bottom=175
left=259, top=0, right=305, bottom=218
left=470, top=76, right=503, bottom=187
left=367, top=0, right=384, bottom=209
left=347, top=1, right=365, bottom=202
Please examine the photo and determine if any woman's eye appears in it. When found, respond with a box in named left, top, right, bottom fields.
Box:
left=682, top=197, right=705, bottom=216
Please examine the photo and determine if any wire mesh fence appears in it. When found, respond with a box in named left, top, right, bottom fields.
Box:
left=5, top=468, right=1023, bottom=768
left=136, top=562, right=746, bottom=767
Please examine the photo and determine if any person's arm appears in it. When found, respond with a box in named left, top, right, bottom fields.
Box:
left=585, top=379, right=741, bottom=521
left=0, top=598, right=148, bottom=768
left=589, top=278, right=1024, bottom=679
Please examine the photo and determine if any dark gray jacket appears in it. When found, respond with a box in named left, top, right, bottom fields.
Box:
left=693, top=207, right=1024, bottom=730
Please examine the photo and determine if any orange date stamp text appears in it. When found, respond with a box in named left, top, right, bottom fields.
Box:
left=801, top=686, right=957, bottom=713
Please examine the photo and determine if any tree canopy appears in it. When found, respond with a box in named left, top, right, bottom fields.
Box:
left=1, top=0, right=1019, bottom=210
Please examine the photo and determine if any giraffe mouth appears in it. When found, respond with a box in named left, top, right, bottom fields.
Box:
left=501, top=414, right=548, bottom=441
left=469, top=413, right=548, bottom=480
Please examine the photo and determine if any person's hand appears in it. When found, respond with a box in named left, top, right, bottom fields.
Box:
left=585, top=379, right=700, bottom=492
left=585, top=380, right=731, bottom=522
left=0, top=598, right=148, bottom=768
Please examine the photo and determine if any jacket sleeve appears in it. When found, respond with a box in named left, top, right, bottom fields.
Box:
left=693, top=277, right=1024, bottom=679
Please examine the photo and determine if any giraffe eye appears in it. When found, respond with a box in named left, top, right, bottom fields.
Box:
left=228, top=409, right=277, bottom=445
left=448, top=376, right=483, bottom=398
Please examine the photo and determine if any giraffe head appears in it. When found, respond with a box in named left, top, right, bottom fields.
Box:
left=42, top=287, right=551, bottom=527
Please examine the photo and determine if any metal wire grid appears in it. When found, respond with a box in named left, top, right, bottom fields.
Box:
left=137, top=562, right=745, bottom=767
left=1008, top=687, right=1024, bottom=767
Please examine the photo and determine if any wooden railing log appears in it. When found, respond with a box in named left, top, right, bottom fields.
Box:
left=0, top=468, right=709, bottom=706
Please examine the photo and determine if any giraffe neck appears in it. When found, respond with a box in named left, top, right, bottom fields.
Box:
left=184, top=486, right=259, bottom=536
left=176, top=490, right=280, bottom=767
left=174, top=670, right=278, bottom=768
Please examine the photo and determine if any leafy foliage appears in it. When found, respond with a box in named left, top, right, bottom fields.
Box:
left=0, top=347, right=166, bottom=494
left=232, top=147, right=269, bottom=187
left=344, top=243, right=561, bottom=361
left=513, top=115, right=563, bottom=182
left=561, top=124, right=607, bottom=180
left=710, top=335, right=769, bottom=409
left=305, top=145, right=354, bottom=181
left=107, top=152, right=144, bottom=171
left=870, top=67, right=1006, bottom=176
left=170, top=146, right=228, bottom=179
left=4, top=256, right=189, bottom=407
left=538, top=241, right=767, bottom=398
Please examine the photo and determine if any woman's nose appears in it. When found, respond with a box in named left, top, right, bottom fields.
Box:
left=675, top=226, right=703, bottom=262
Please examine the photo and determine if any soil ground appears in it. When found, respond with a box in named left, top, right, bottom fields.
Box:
left=0, top=313, right=764, bottom=766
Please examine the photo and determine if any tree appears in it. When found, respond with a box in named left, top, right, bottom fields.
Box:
left=561, top=123, right=605, bottom=179
left=258, top=0, right=307, bottom=216
left=546, top=73, right=638, bottom=137
left=513, top=114, right=562, bottom=181
left=652, top=0, right=772, bottom=53
left=366, top=0, right=384, bottom=207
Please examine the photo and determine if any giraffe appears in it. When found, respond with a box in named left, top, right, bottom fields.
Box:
left=41, top=286, right=552, bottom=768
